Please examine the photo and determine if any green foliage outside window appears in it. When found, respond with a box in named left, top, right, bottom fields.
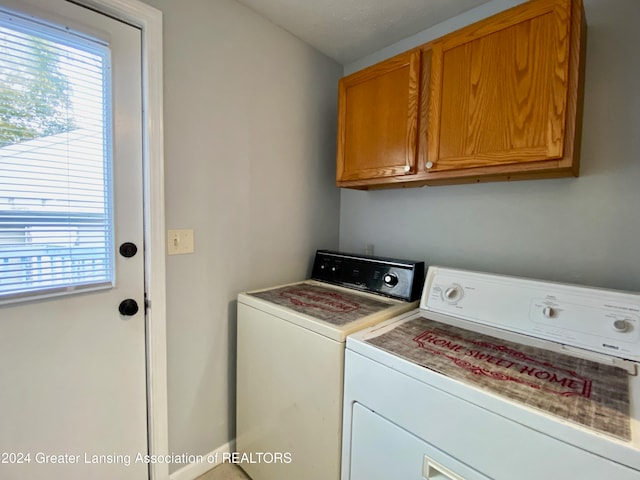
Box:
left=0, top=32, right=75, bottom=147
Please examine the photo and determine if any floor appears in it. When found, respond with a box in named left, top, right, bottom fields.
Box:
left=196, top=463, right=251, bottom=480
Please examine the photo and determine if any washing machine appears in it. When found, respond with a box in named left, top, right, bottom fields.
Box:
left=236, top=250, right=425, bottom=480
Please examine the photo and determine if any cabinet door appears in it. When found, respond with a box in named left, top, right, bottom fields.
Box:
left=427, top=0, right=575, bottom=173
left=337, top=50, right=421, bottom=184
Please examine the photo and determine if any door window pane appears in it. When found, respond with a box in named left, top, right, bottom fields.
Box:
left=0, top=9, right=113, bottom=302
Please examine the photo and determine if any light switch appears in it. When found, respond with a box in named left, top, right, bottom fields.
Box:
left=167, top=229, right=195, bottom=255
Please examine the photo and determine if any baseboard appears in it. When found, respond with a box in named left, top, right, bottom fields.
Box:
left=169, top=440, right=235, bottom=480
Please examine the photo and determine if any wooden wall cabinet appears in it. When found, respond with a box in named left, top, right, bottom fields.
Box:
left=336, top=49, right=422, bottom=184
left=336, top=0, right=586, bottom=189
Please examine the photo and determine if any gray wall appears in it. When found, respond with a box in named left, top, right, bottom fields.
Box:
left=140, top=0, right=342, bottom=471
left=340, top=0, right=640, bottom=292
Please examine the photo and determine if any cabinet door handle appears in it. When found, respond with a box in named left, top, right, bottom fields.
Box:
left=425, top=161, right=434, bottom=169
left=423, top=456, right=465, bottom=480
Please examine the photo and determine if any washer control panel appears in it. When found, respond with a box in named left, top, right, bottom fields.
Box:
left=423, top=267, right=640, bottom=361
left=311, top=250, right=425, bottom=302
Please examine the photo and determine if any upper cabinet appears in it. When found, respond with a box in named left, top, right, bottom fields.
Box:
left=336, top=0, right=586, bottom=189
left=336, top=50, right=421, bottom=183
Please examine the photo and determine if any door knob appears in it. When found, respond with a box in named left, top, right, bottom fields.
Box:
left=119, top=299, right=139, bottom=316
left=119, top=242, right=138, bottom=258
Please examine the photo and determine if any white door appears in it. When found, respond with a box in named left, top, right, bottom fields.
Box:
left=0, top=0, right=147, bottom=478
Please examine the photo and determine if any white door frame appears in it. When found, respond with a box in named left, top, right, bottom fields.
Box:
left=72, top=1, right=168, bottom=479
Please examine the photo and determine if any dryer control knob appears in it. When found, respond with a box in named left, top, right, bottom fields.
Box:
left=542, top=306, right=555, bottom=318
left=612, top=319, right=630, bottom=333
left=443, top=286, right=462, bottom=303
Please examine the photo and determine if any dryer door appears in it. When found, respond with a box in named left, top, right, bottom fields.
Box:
left=349, top=402, right=489, bottom=480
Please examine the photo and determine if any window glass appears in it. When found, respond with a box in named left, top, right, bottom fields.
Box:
left=0, top=10, right=112, bottom=302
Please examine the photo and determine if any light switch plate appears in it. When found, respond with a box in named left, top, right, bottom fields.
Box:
left=167, top=229, right=194, bottom=255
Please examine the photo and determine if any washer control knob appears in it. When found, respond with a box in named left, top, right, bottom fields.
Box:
left=612, top=319, right=630, bottom=333
left=542, top=306, right=555, bottom=318
left=383, top=273, right=399, bottom=287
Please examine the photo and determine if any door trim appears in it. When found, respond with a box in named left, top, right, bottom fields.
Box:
left=72, top=1, right=168, bottom=479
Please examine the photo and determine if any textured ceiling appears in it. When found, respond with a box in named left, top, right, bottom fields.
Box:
left=235, top=0, right=491, bottom=64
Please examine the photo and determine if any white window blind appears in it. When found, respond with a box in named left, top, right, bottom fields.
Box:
left=0, top=10, right=113, bottom=302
